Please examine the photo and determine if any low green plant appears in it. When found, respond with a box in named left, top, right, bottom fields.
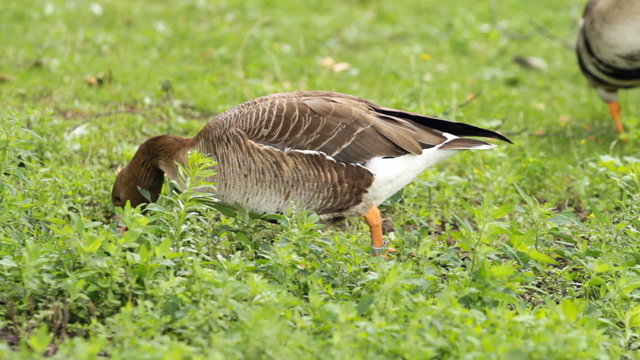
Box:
left=2, top=0, right=640, bottom=357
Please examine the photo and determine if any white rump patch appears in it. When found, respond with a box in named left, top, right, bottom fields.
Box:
left=362, top=133, right=494, bottom=206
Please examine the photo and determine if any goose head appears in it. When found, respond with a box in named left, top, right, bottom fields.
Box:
left=112, top=161, right=164, bottom=208
left=112, top=135, right=189, bottom=208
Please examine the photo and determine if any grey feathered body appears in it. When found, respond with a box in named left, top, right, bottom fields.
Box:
left=163, top=91, right=509, bottom=219
left=577, top=0, right=640, bottom=101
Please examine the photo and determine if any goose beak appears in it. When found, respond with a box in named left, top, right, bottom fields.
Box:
left=118, top=223, right=128, bottom=236
left=112, top=212, right=128, bottom=236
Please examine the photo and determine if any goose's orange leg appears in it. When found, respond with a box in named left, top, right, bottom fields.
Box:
left=608, top=101, right=624, bottom=134
left=364, top=206, right=395, bottom=256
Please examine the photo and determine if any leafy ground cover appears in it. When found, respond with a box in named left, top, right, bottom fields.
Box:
left=1, top=0, right=640, bottom=358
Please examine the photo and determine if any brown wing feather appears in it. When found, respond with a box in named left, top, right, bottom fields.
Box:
left=210, top=91, right=510, bottom=165
left=439, top=138, right=492, bottom=150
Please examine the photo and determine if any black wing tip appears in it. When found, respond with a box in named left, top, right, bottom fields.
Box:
left=376, top=107, right=514, bottom=144
left=459, top=123, right=513, bottom=144
left=464, top=127, right=513, bottom=144
left=489, top=130, right=513, bottom=144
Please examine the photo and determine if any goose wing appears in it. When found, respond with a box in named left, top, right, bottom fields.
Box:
left=217, top=91, right=510, bottom=164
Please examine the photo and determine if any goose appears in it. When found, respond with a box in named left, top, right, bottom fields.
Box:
left=112, top=91, right=511, bottom=255
left=577, top=0, right=640, bottom=133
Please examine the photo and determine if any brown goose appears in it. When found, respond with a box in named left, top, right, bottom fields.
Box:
left=577, top=0, right=640, bottom=133
left=112, top=91, right=511, bottom=255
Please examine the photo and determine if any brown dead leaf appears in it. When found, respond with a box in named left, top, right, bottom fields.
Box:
left=332, top=62, right=351, bottom=72
left=319, top=56, right=336, bottom=69
left=0, top=74, right=12, bottom=82
left=30, top=59, right=44, bottom=68
left=203, top=49, right=215, bottom=60
left=84, top=70, right=113, bottom=87
left=557, top=115, right=570, bottom=127
left=513, top=56, right=548, bottom=71
left=464, top=92, right=479, bottom=102
left=534, top=102, right=546, bottom=110
left=319, top=57, right=351, bottom=73
left=85, top=76, right=99, bottom=86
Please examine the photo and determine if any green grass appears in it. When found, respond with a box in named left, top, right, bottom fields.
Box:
left=2, top=0, right=640, bottom=358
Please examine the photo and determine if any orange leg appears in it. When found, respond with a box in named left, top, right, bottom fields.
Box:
left=364, top=206, right=395, bottom=256
left=608, top=101, right=624, bottom=134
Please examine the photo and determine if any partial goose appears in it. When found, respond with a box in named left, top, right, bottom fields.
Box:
left=112, top=91, right=511, bottom=255
left=577, top=0, right=640, bottom=133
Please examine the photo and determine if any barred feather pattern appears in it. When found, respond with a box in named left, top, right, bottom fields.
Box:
left=192, top=128, right=374, bottom=216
